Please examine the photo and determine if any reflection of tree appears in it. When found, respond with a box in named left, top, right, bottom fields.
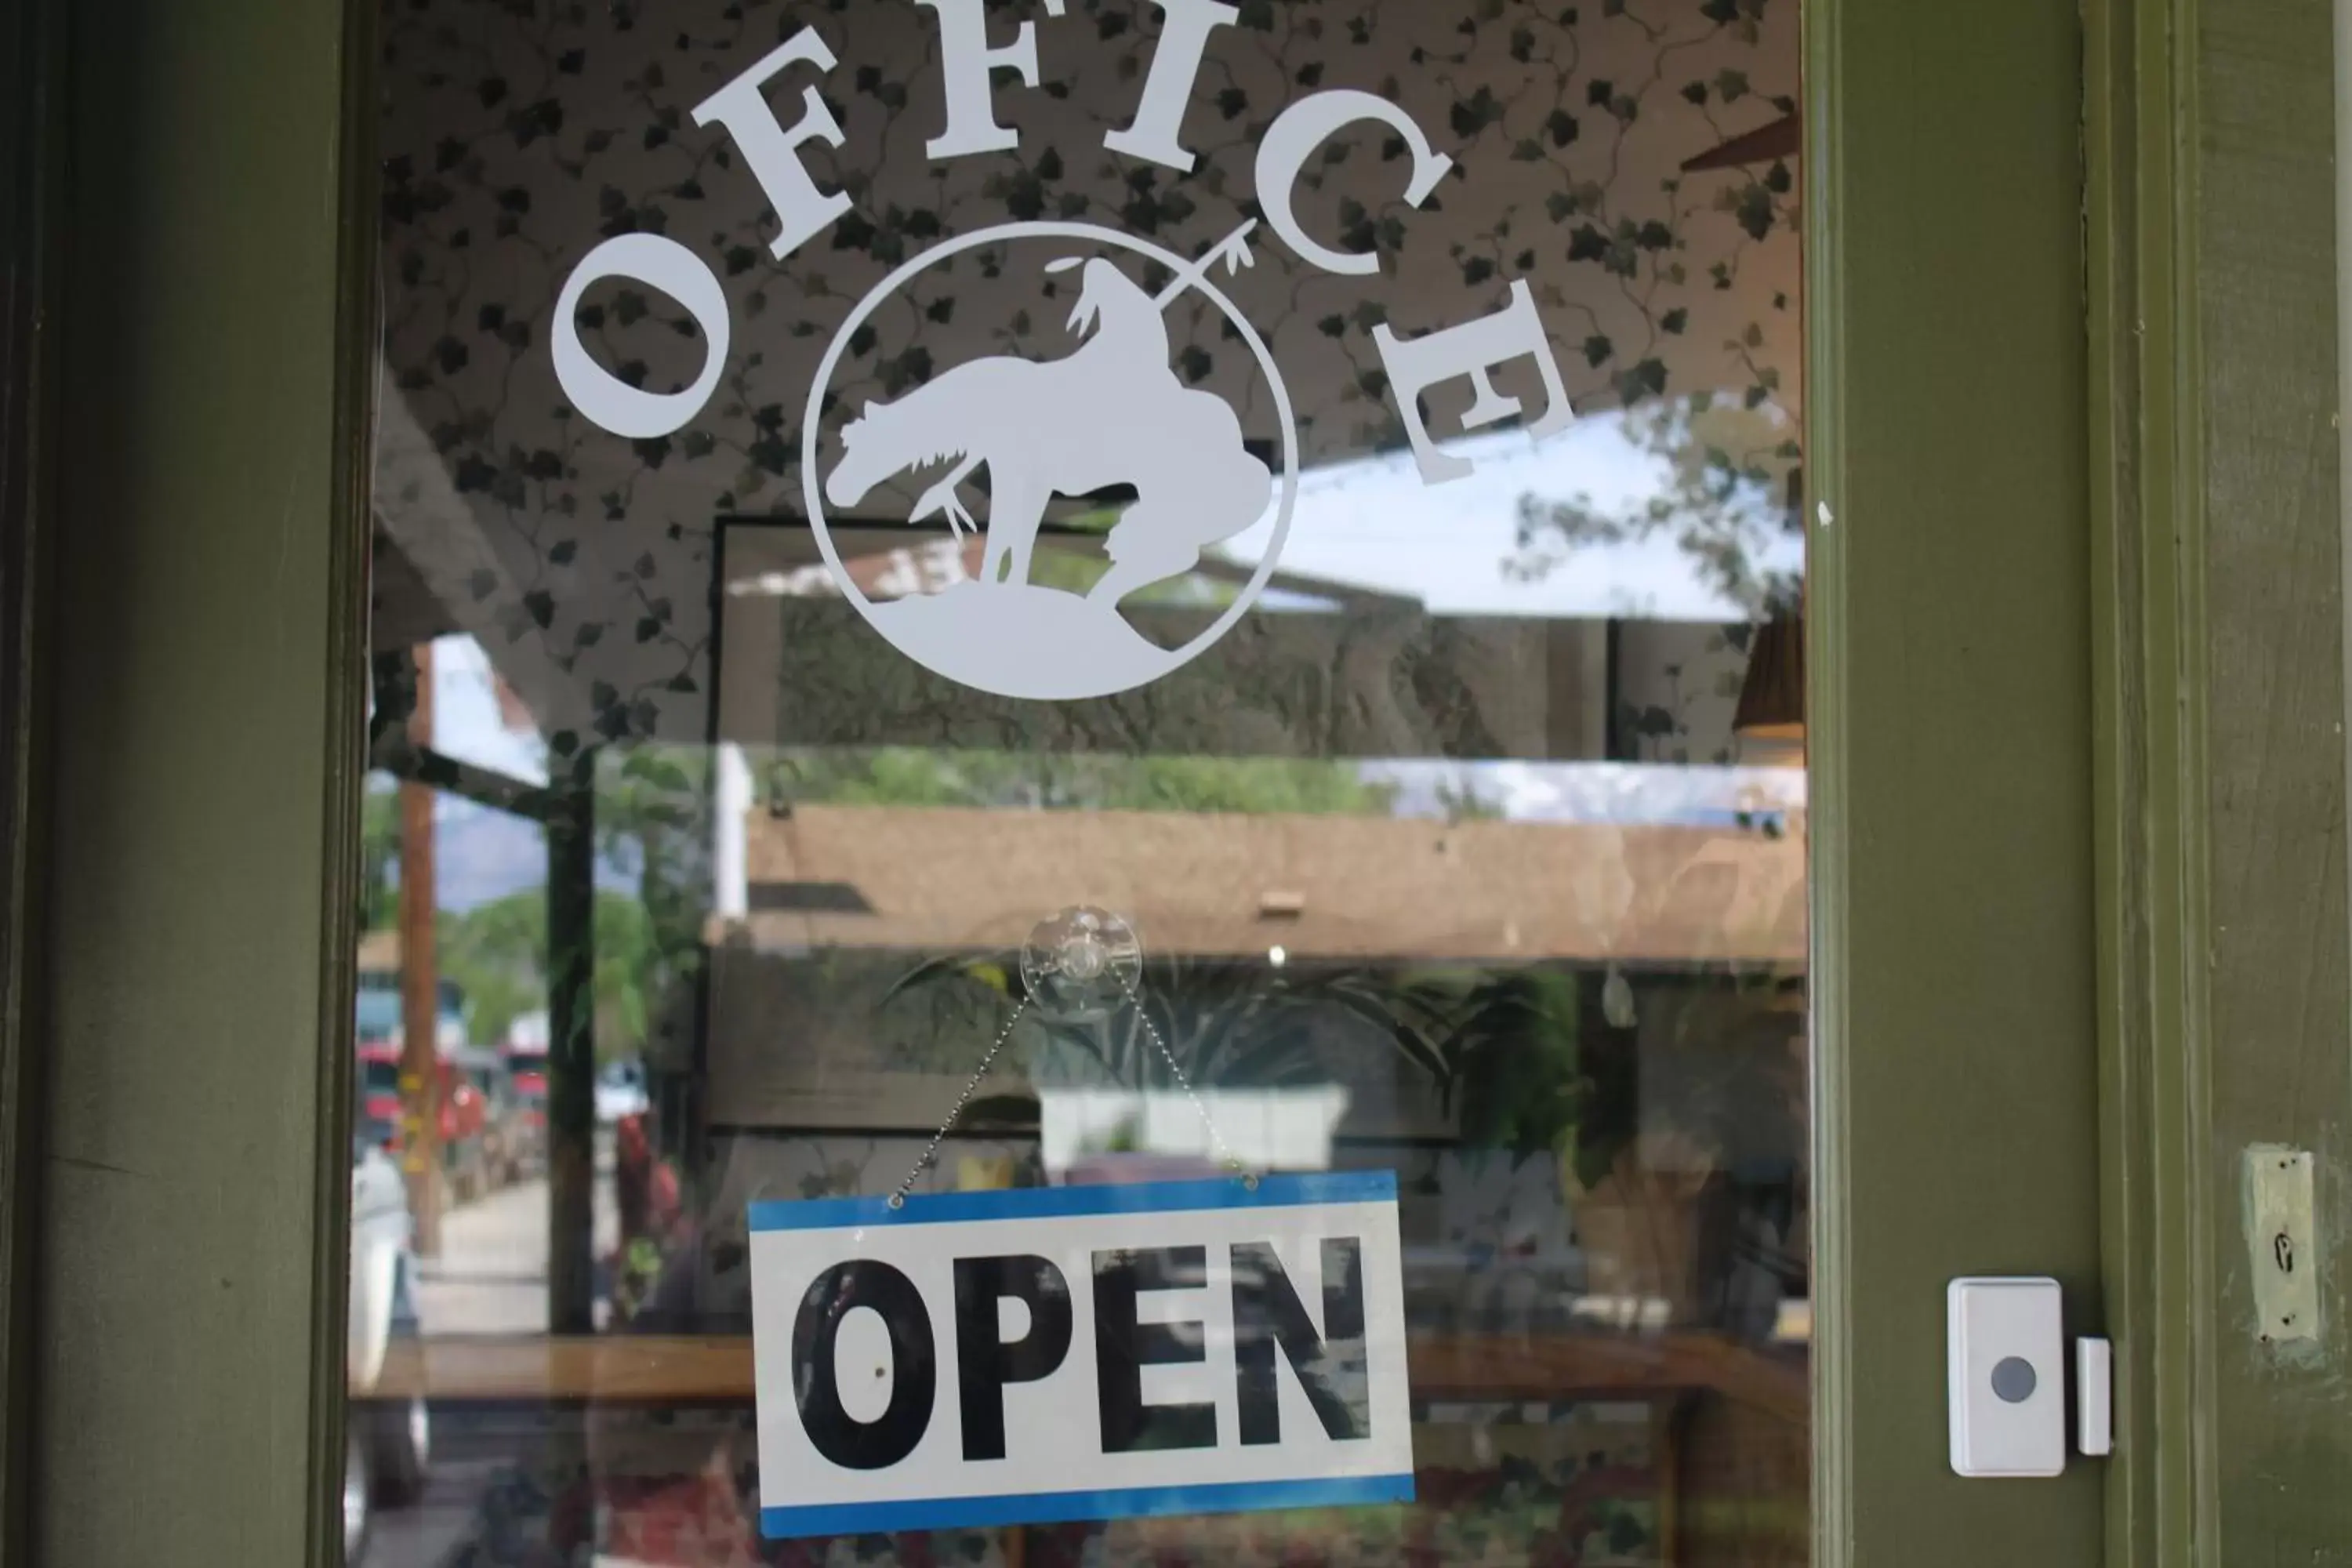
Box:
left=360, top=780, right=401, bottom=929
left=761, top=594, right=1539, bottom=762
left=764, top=748, right=1397, bottom=816
left=1510, top=396, right=1802, bottom=618
left=357, top=743, right=710, bottom=1061
left=594, top=747, right=712, bottom=1069
left=885, top=953, right=1454, bottom=1100
left=436, top=887, right=665, bottom=1062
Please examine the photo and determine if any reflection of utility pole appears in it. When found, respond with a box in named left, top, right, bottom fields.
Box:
left=398, top=641, right=443, bottom=1258
left=546, top=743, right=597, bottom=1335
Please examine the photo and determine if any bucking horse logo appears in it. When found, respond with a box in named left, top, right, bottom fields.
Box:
left=812, top=220, right=1290, bottom=701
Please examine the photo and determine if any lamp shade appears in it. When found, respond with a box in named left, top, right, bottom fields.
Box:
left=1733, top=616, right=1806, bottom=740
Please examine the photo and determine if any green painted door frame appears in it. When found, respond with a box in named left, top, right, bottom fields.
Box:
left=1806, top=0, right=2105, bottom=1558
left=5, top=0, right=376, bottom=1563
left=2091, top=0, right=2352, bottom=1559
left=8, top=0, right=2343, bottom=1562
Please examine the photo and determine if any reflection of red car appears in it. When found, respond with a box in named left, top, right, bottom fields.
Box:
left=504, top=1044, right=547, bottom=1131
left=445, top=1065, right=485, bottom=1148
left=355, top=1042, right=486, bottom=1154
left=356, top=1041, right=403, bottom=1149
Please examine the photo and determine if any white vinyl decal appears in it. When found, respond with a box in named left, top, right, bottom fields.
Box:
left=553, top=19, right=1579, bottom=701
left=804, top=221, right=1295, bottom=701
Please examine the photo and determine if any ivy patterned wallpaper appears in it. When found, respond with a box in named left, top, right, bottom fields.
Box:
left=376, top=0, right=1799, bottom=748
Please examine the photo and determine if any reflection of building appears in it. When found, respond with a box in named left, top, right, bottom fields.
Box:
left=702, top=797, right=1806, bottom=1292
left=1036, top=1086, right=1352, bottom=1175
left=715, top=801, right=1805, bottom=966
left=354, top=930, right=467, bottom=1052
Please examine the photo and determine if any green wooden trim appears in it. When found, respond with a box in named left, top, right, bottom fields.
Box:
left=2085, top=0, right=2218, bottom=1561
left=2092, top=0, right=2352, bottom=1554
left=2187, top=0, right=2352, bottom=1555
left=0, top=0, right=65, bottom=1562
left=1806, top=0, right=2106, bottom=1559
left=302, top=0, right=379, bottom=1560
left=1802, top=0, right=1852, bottom=1551
left=29, top=0, right=367, bottom=1562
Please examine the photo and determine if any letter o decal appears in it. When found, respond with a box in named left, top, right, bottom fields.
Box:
left=790, top=1260, right=937, bottom=1471
left=551, top=233, right=731, bottom=439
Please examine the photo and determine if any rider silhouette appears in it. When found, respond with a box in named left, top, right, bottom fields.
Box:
left=824, top=252, right=1272, bottom=609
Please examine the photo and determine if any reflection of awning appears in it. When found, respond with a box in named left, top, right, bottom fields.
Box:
left=356, top=929, right=401, bottom=974
left=722, top=804, right=1804, bottom=967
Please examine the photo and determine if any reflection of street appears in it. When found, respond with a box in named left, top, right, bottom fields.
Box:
left=414, top=1134, right=616, bottom=1335
left=368, top=1139, right=617, bottom=1564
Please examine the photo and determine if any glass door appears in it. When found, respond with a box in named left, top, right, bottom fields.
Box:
left=336, top=1, right=2091, bottom=1565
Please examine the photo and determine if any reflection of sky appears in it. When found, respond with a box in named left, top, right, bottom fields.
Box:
left=735, top=412, right=1795, bottom=619
left=430, top=635, right=547, bottom=786
left=1367, top=758, right=1804, bottom=826
left=379, top=636, right=644, bottom=912
left=1218, top=417, right=1798, bottom=622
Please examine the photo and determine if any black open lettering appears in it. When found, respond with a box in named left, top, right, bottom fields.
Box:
left=789, top=1259, right=936, bottom=1470
left=1232, top=1237, right=1370, bottom=1445
left=953, top=1254, right=1074, bottom=1461
left=1092, top=1246, right=1217, bottom=1453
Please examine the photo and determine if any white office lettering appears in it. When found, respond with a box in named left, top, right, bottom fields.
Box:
left=1103, top=0, right=1239, bottom=172
left=550, top=234, right=731, bottom=440
left=1373, top=280, right=1573, bottom=483
left=691, top=28, right=854, bottom=260
left=1254, top=90, right=1453, bottom=277
left=920, top=0, right=1066, bottom=160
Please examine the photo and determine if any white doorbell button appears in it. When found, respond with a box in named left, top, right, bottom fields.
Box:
left=1947, top=1277, right=2065, bottom=1477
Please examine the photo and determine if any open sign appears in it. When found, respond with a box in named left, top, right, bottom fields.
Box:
left=749, top=1172, right=1414, bottom=1537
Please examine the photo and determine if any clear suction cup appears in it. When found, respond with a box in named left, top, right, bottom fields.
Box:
left=1021, top=906, right=1143, bottom=1020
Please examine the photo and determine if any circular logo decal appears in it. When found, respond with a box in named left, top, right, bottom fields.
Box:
left=801, top=220, right=1298, bottom=702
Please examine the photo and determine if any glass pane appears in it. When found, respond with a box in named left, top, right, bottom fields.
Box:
left=353, top=2, right=1805, bottom=1563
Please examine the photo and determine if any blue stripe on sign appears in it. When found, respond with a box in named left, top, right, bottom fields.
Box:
left=747, top=1169, right=1396, bottom=1233
left=760, top=1472, right=1417, bottom=1539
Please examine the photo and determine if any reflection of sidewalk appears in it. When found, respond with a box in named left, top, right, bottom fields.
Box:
left=417, top=1152, right=617, bottom=1336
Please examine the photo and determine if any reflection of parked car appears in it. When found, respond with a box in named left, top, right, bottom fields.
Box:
left=346, top=1134, right=430, bottom=1563
left=502, top=1035, right=548, bottom=1178
left=354, top=1040, right=403, bottom=1151
left=596, top=1058, right=650, bottom=1124
left=458, top=1047, right=525, bottom=1187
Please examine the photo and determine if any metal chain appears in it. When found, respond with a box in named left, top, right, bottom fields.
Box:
left=890, top=998, right=1029, bottom=1208
left=885, top=972, right=1261, bottom=1210
left=1116, top=971, right=1258, bottom=1189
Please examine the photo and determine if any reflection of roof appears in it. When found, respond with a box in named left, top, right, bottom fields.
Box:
left=725, top=804, right=1803, bottom=966
left=357, top=928, right=401, bottom=975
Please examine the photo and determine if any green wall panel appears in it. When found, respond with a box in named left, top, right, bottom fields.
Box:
left=28, top=0, right=370, bottom=1563
left=1808, top=0, right=2107, bottom=1559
